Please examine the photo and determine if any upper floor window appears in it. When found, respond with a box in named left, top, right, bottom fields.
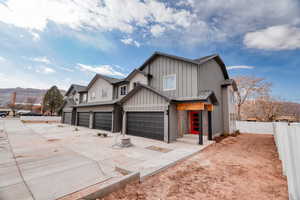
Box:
left=133, top=82, right=138, bottom=88
left=101, top=89, right=107, bottom=97
left=82, top=93, right=87, bottom=103
left=120, top=85, right=127, bottom=96
left=163, top=74, right=176, bottom=91
left=90, top=92, right=96, bottom=100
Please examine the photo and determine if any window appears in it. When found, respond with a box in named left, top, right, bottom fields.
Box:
left=101, top=89, right=107, bottom=97
left=163, top=74, right=176, bottom=91
left=133, top=82, right=138, bottom=88
left=90, top=92, right=96, bottom=100
left=82, top=94, right=87, bottom=103
left=120, top=85, right=127, bottom=96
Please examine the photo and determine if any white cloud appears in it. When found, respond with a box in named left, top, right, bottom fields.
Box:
left=78, top=63, right=126, bottom=77
left=120, top=38, right=140, bottom=47
left=244, top=25, right=300, bottom=50
left=28, top=56, right=51, bottom=64
left=29, top=31, right=40, bottom=41
left=0, top=56, right=6, bottom=62
left=176, top=0, right=194, bottom=7
left=59, top=67, right=74, bottom=72
left=227, top=65, right=255, bottom=70
left=0, top=72, right=52, bottom=89
left=0, top=0, right=299, bottom=48
left=0, top=0, right=193, bottom=35
left=177, top=0, right=300, bottom=46
left=35, top=66, right=55, bottom=74
left=150, top=25, right=166, bottom=37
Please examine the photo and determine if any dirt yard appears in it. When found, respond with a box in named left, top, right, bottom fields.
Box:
left=102, top=134, right=288, bottom=200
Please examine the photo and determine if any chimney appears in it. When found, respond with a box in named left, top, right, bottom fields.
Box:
left=11, top=92, right=16, bottom=105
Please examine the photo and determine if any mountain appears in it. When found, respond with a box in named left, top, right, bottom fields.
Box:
left=0, top=87, right=65, bottom=107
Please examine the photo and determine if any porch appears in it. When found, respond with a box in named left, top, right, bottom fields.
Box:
left=173, top=101, right=214, bottom=145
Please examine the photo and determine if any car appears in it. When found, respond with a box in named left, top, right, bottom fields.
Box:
left=20, top=112, right=42, bottom=116
left=0, top=111, right=9, bottom=118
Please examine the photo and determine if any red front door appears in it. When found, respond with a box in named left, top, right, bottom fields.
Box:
left=190, top=111, right=200, bottom=134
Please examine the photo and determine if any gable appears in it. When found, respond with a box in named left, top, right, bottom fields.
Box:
left=123, top=87, right=168, bottom=106
left=88, top=77, right=113, bottom=102
left=139, top=52, right=229, bottom=80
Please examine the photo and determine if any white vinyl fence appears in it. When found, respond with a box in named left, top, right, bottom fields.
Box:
left=20, top=116, right=61, bottom=122
left=236, top=121, right=274, bottom=134
left=273, top=123, right=300, bottom=200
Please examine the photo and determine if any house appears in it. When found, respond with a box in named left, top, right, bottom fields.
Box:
left=61, top=52, right=237, bottom=144
left=60, top=84, right=86, bottom=125
left=71, top=74, right=124, bottom=132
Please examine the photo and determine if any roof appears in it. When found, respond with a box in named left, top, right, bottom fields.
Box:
left=86, top=74, right=123, bottom=90
left=58, top=97, right=76, bottom=112
left=173, top=90, right=219, bottom=105
left=120, top=83, right=218, bottom=105
left=124, top=69, right=151, bottom=82
left=73, top=99, right=119, bottom=108
left=119, top=83, right=171, bottom=103
left=221, top=79, right=238, bottom=91
left=65, top=84, right=86, bottom=96
left=138, top=51, right=229, bottom=79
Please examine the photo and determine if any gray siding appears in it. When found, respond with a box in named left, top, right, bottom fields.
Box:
left=198, top=60, right=225, bottom=136
left=77, top=104, right=121, bottom=132
left=169, top=103, right=178, bottom=142
left=113, top=105, right=122, bottom=132
left=222, top=87, right=230, bottom=134
left=143, top=56, right=198, bottom=98
left=77, top=105, right=114, bottom=112
left=123, top=87, right=169, bottom=112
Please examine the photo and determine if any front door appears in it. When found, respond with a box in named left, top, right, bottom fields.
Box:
left=189, top=111, right=200, bottom=134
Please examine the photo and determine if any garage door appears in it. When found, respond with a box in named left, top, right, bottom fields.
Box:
left=77, top=112, right=90, bottom=127
left=126, top=112, right=164, bottom=141
left=94, top=112, right=112, bottom=131
left=63, top=112, right=72, bottom=124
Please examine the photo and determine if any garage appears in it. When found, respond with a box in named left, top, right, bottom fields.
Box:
left=77, top=112, right=90, bottom=127
left=63, top=112, right=72, bottom=124
left=126, top=112, right=164, bottom=141
left=94, top=112, right=112, bottom=131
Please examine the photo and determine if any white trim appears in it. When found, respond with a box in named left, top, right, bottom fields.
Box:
left=119, top=85, right=127, bottom=96
left=163, top=74, right=176, bottom=91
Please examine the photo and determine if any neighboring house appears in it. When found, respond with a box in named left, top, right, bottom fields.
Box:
left=71, top=74, right=123, bottom=132
left=62, top=52, right=237, bottom=145
left=60, top=84, right=86, bottom=125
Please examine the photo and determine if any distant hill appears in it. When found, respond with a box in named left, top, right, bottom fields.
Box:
left=0, top=87, right=66, bottom=107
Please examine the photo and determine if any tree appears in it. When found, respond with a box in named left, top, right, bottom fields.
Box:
left=255, top=96, right=283, bottom=121
left=234, top=76, right=272, bottom=120
left=42, top=86, right=63, bottom=116
left=26, top=97, right=37, bottom=111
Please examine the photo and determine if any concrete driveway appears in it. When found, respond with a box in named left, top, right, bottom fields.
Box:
left=0, top=119, right=212, bottom=200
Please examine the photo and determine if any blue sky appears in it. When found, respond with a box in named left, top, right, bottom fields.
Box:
left=0, top=0, right=300, bottom=102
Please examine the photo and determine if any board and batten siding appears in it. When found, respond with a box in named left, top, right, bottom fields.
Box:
left=198, top=60, right=225, bottom=136
left=123, top=88, right=169, bottom=112
left=88, top=78, right=113, bottom=102
left=129, top=73, right=148, bottom=91
left=142, top=56, right=198, bottom=98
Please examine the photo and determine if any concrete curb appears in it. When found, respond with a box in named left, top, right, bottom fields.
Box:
left=80, top=172, right=140, bottom=200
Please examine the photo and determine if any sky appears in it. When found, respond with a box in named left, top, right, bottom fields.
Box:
left=0, top=0, right=299, bottom=102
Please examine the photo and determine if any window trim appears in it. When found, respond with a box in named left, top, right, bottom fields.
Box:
left=120, top=85, right=127, bottom=96
left=163, top=74, right=176, bottom=91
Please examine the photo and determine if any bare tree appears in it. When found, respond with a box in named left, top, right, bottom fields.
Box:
left=26, top=97, right=37, bottom=112
left=254, top=96, right=283, bottom=121
left=234, top=76, right=272, bottom=120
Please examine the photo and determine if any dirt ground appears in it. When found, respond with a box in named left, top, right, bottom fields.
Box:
left=102, top=134, right=288, bottom=200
